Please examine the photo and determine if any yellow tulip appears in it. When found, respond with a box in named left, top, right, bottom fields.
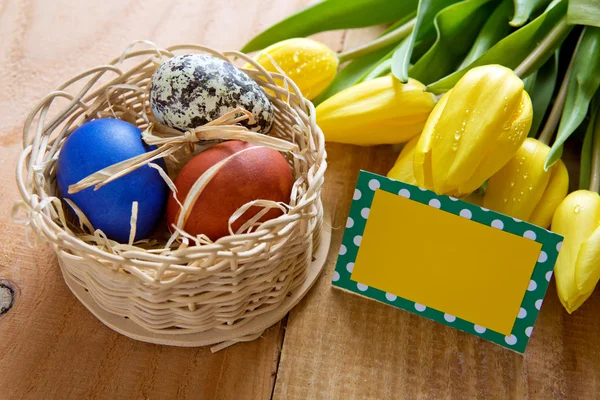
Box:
left=249, top=38, right=338, bottom=100
left=316, top=76, right=436, bottom=145
left=387, top=136, right=419, bottom=184
left=484, top=138, right=569, bottom=228
left=414, top=65, right=532, bottom=196
left=461, top=192, right=484, bottom=206
left=552, top=190, right=600, bottom=313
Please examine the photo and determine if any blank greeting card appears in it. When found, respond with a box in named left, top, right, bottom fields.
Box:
left=332, top=170, right=563, bottom=353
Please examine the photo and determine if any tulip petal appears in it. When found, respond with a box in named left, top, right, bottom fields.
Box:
left=484, top=138, right=550, bottom=221
left=458, top=90, right=533, bottom=194
left=575, top=225, right=600, bottom=295
left=460, top=192, right=484, bottom=206
left=247, top=38, right=339, bottom=100
left=316, top=76, right=436, bottom=145
left=414, top=91, right=449, bottom=189
left=529, top=159, right=569, bottom=228
left=387, top=135, right=419, bottom=184
left=428, top=65, right=526, bottom=195
left=552, top=190, right=600, bottom=313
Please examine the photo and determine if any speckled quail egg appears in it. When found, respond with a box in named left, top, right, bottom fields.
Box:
left=149, top=54, right=274, bottom=133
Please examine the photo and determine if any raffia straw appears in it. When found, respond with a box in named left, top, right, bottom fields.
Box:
left=68, top=108, right=299, bottom=194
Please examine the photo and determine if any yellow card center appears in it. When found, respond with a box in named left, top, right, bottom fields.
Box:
left=351, top=190, right=542, bottom=335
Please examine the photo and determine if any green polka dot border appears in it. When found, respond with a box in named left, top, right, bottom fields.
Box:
left=332, top=170, right=563, bottom=354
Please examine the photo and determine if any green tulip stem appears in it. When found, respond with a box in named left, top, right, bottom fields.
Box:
left=337, top=18, right=416, bottom=63
left=590, top=112, right=600, bottom=193
left=514, top=17, right=569, bottom=79
left=537, top=31, right=582, bottom=146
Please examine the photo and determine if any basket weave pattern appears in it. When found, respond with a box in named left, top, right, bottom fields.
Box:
left=14, top=42, right=326, bottom=341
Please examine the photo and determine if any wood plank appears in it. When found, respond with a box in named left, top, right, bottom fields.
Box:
left=0, top=1, right=341, bottom=399
left=273, top=29, right=600, bottom=400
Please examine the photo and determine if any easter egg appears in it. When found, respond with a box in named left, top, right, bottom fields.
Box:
left=166, top=140, right=293, bottom=241
left=57, top=118, right=169, bottom=243
left=149, top=54, right=274, bottom=133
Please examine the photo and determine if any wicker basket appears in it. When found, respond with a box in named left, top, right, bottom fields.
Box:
left=14, top=42, right=328, bottom=351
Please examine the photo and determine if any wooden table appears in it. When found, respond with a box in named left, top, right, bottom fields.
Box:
left=1, top=1, right=600, bottom=399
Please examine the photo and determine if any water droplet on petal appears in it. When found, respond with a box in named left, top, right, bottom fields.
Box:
left=574, top=205, right=581, bottom=214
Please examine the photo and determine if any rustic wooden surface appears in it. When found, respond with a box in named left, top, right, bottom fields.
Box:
left=1, top=1, right=600, bottom=399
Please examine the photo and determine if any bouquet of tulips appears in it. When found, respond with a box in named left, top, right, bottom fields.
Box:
left=242, top=0, right=600, bottom=313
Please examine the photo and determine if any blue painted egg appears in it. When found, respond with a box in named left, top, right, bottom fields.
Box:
left=57, top=118, right=169, bottom=243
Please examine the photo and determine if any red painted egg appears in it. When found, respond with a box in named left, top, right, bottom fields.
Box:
left=167, top=140, right=294, bottom=241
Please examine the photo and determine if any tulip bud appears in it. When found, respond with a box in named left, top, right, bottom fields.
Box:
left=387, top=136, right=419, bottom=185
left=414, top=65, right=532, bottom=196
left=484, top=138, right=569, bottom=228
left=250, top=38, right=338, bottom=100
left=552, top=190, right=600, bottom=313
left=316, top=76, right=436, bottom=146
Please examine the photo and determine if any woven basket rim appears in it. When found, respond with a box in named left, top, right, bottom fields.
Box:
left=15, top=41, right=327, bottom=270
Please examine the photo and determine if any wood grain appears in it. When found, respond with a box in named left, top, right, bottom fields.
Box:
left=0, top=1, right=340, bottom=399
left=272, top=28, right=600, bottom=400
left=2, top=1, right=600, bottom=399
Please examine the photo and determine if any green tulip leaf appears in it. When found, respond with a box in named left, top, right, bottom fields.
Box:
left=546, top=27, right=600, bottom=169
left=312, top=45, right=396, bottom=105
left=241, top=0, right=418, bottom=53
left=523, top=71, right=538, bottom=94
left=312, top=18, right=413, bottom=105
left=391, top=0, right=463, bottom=83
left=427, top=0, right=569, bottom=94
left=363, top=58, right=393, bottom=80
left=529, top=51, right=559, bottom=137
left=568, top=0, right=600, bottom=27
left=459, top=0, right=513, bottom=69
left=409, top=0, right=495, bottom=85
left=579, top=99, right=599, bottom=190
left=511, top=0, right=553, bottom=27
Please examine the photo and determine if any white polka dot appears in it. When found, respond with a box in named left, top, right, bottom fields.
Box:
left=528, top=280, right=537, bottom=291
left=524, top=230, right=537, bottom=240
left=346, top=217, right=354, bottom=228
left=474, top=325, right=487, bottom=334
left=399, top=188, right=411, bottom=198
left=332, top=271, right=340, bottom=282
left=360, top=208, right=370, bottom=219
left=429, top=199, right=441, bottom=208
left=353, top=236, right=362, bottom=246
left=480, top=207, right=489, bottom=212
left=368, top=179, right=381, bottom=190
left=545, top=270, right=553, bottom=282
left=339, top=245, right=347, bottom=255
left=538, top=251, right=548, bottom=263
left=357, top=283, right=368, bottom=291
left=525, top=327, right=533, bottom=337
left=449, top=197, right=459, bottom=201
left=535, top=299, right=543, bottom=310
left=444, top=313, right=456, bottom=322
left=491, top=219, right=504, bottom=229
left=459, top=209, right=472, bottom=219
left=414, top=303, right=426, bottom=312
left=346, top=262, right=354, bottom=273
left=353, top=189, right=362, bottom=200
left=418, top=187, right=427, bottom=191
left=385, top=293, right=397, bottom=302
left=557, top=242, right=563, bottom=252
left=518, top=307, right=527, bottom=319
left=505, top=335, right=517, bottom=345
left=513, top=217, right=522, bottom=222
